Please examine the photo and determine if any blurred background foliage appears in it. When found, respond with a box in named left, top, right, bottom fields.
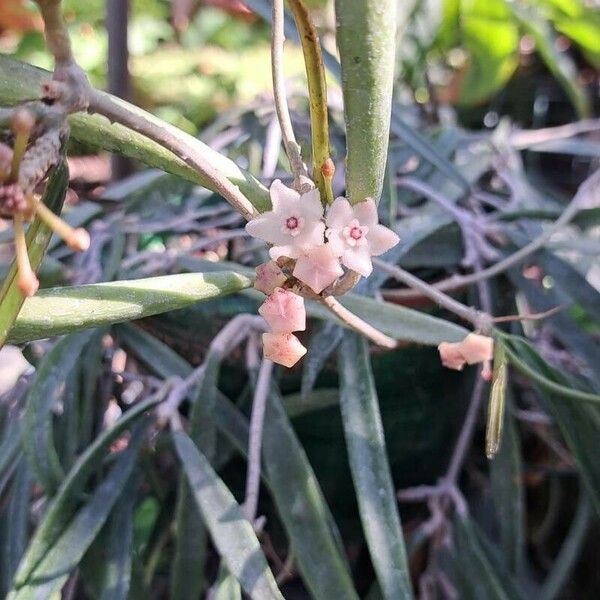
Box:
left=1, top=0, right=600, bottom=599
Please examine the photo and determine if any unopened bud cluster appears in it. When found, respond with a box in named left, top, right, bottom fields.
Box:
left=0, top=108, right=89, bottom=297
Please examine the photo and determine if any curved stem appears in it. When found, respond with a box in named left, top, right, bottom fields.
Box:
left=271, top=0, right=308, bottom=187
left=321, top=295, right=396, bottom=348
left=287, top=0, right=332, bottom=203
left=373, top=258, right=492, bottom=331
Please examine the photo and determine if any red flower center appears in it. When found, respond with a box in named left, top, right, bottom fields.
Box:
left=286, top=216, right=299, bottom=230
left=349, top=226, right=363, bottom=240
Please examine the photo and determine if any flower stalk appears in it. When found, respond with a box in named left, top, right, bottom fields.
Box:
left=287, top=0, right=333, bottom=204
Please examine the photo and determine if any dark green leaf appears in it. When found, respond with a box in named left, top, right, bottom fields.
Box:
left=338, top=332, right=413, bottom=600
left=10, top=429, right=145, bottom=600
left=172, top=430, right=284, bottom=600
left=13, top=392, right=164, bottom=587
left=23, top=331, right=94, bottom=494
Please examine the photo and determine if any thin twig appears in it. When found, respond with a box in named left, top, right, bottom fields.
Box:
left=271, top=0, right=308, bottom=187
left=244, top=358, right=274, bottom=522
left=384, top=169, right=600, bottom=302
left=510, top=118, right=600, bottom=149
left=373, top=258, right=492, bottom=331
left=321, top=295, right=397, bottom=348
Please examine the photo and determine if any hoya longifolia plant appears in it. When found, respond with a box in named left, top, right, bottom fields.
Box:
left=1, top=0, right=599, bottom=599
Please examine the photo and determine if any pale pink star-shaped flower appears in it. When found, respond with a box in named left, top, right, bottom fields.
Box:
left=293, top=244, right=344, bottom=293
left=245, top=179, right=325, bottom=260
left=258, top=288, right=306, bottom=333
left=325, top=197, right=399, bottom=277
left=263, top=332, right=307, bottom=368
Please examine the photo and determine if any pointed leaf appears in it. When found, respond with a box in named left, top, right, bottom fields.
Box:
left=7, top=272, right=252, bottom=344
left=338, top=332, right=413, bottom=600
left=172, top=430, right=284, bottom=600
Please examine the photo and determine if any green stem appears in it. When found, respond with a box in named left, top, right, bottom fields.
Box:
left=288, top=0, right=333, bottom=203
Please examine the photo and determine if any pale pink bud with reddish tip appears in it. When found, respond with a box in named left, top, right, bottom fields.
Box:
left=66, top=227, right=91, bottom=252
left=259, top=287, right=306, bottom=333
left=293, top=244, right=343, bottom=293
left=17, top=270, right=39, bottom=298
left=255, top=261, right=287, bottom=295
left=438, top=333, right=494, bottom=372
left=262, top=332, right=307, bottom=368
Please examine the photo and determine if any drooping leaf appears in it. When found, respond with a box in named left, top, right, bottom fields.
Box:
left=7, top=271, right=252, bottom=344
left=172, top=430, right=284, bottom=600
left=338, top=332, right=413, bottom=600
left=0, top=459, right=31, bottom=597
left=80, top=473, right=139, bottom=600
left=490, top=391, right=526, bottom=576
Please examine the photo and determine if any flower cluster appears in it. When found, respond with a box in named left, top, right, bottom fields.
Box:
left=246, top=180, right=399, bottom=294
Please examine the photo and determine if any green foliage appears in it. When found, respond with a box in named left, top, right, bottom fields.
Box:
left=1, top=0, right=599, bottom=598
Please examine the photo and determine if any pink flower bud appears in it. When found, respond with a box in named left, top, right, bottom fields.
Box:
left=438, top=333, right=494, bottom=372
left=254, top=261, right=287, bottom=295
left=259, top=287, right=306, bottom=333
left=263, top=332, right=307, bottom=368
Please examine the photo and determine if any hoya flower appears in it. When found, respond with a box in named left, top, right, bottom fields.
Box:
left=259, top=288, right=306, bottom=333
left=438, top=333, right=494, bottom=372
left=325, top=197, right=399, bottom=277
left=245, top=179, right=325, bottom=260
left=293, top=243, right=344, bottom=294
left=263, top=332, right=307, bottom=368
left=254, top=261, right=287, bottom=295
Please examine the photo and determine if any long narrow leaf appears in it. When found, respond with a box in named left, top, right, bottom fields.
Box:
left=7, top=272, right=252, bottom=344
left=172, top=430, right=284, bottom=600
left=338, top=332, right=413, bottom=600
left=10, top=430, right=145, bottom=600
left=22, top=331, right=94, bottom=494
left=14, top=393, right=164, bottom=587
left=121, top=326, right=358, bottom=599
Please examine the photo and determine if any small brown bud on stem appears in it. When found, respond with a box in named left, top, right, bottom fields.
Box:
left=320, top=157, right=335, bottom=179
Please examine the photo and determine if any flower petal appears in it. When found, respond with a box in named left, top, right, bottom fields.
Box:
left=353, top=198, right=379, bottom=226
left=325, top=230, right=346, bottom=257
left=340, top=245, right=373, bottom=277
left=295, top=219, right=325, bottom=250
left=270, top=179, right=300, bottom=212
left=367, top=224, right=400, bottom=256
left=269, top=244, right=301, bottom=260
left=325, top=197, right=353, bottom=230
left=246, top=213, right=286, bottom=245
left=293, top=244, right=343, bottom=293
left=301, top=188, right=324, bottom=221
left=254, top=261, right=287, bottom=295
left=263, top=332, right=307, bottom=368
